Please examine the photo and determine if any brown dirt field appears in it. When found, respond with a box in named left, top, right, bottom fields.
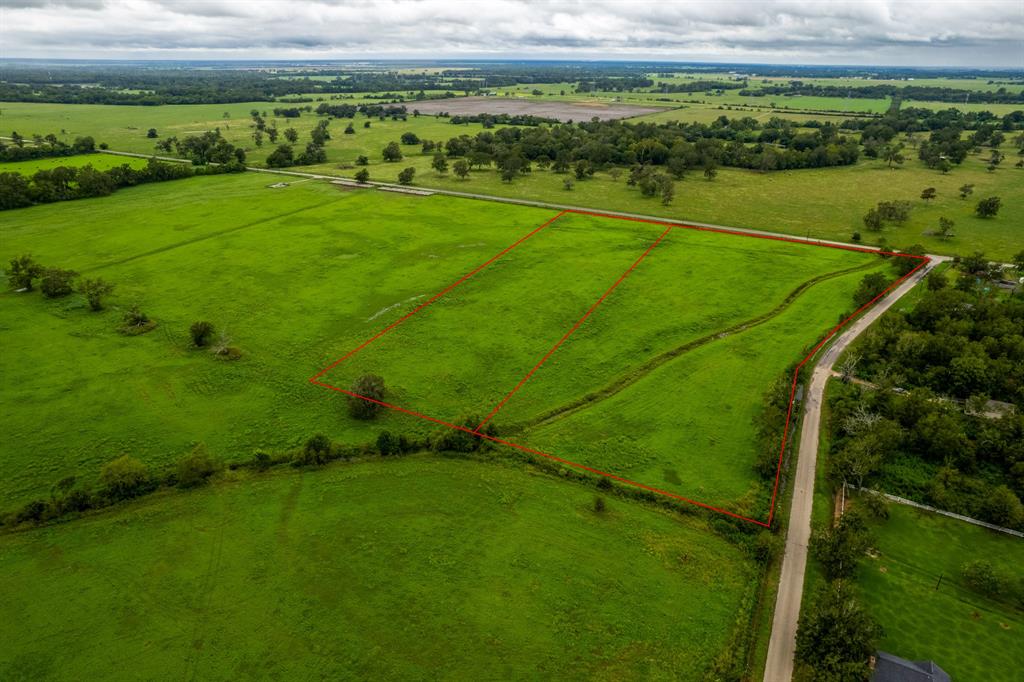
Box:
left=408, top=96, right=670, bottom=122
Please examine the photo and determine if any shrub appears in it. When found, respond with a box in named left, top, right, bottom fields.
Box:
left=98, top=455, right=151, bottom=501
left=79, top=277, right=114, bottom=311
left=377, top=430, right=400, bottom=456
left=593, top=496, right=606, bottom=513
left=355, top=168, right=370, bottom=183
left=176, top=444, right=219, bottom=488
left=253, top=450, right=272, bottom=471
left=355, top=155, right=369, bottom=166
left=382, top=141, right=403, bottom=162
left=348, top=374, right=385, bottom=419
left=190, top=320, right=215, bottom=347
left=121, top=305, right=156, bottom=335
left=7, top=254, right=43, bottom=291
left=39, top=267, right=77, bottom=298
left=300, top=433, right=332, bottom=465
left=400, top=132, right=420, bottom=145
left=596, top=476, right=613, bottom=491
left=16, top=499, right=48, bottom=524
left=960, top=560, right=1004, bottom=598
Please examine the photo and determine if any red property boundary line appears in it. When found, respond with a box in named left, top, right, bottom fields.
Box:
left=310, top=209, right=929, bottom=527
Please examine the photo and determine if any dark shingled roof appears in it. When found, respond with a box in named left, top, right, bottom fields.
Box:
left=872, top=652, right=952, bottom=682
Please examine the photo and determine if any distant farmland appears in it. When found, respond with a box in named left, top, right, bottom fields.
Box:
left=410, top=96, right=668, bottom=121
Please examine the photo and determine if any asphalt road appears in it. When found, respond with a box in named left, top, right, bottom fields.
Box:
left=762, top=255, right=943, bottom=682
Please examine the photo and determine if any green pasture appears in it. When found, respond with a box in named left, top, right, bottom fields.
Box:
left=3, top=100, right=1021, bottom=259
left=859, top=502, right=1024, bottom=682
left=520, top=258, right=887, bottom=519
left=0, top=153, right=148, bottom=175
left=0, top=174, right=561, bottom=504
left=0, top=456, right=758, bottom=681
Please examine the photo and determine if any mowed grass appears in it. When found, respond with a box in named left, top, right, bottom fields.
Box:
left=519, top=259, right=888, bottom=519
left=0, top=153, right=148, bottom=175
left=0, top=456, right=759, bottom=681
left=858, top=503, right=1024, bottom=682
left=0, top=174, right=563, bottom=503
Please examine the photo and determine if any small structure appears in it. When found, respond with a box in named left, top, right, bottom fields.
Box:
left=870, top=652, right=951, bottom=682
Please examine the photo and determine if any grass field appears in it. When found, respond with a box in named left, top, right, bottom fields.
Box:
left=317, top=209, right=882, bottom=517
left=3, top=101, right=1022, bottom=259
left=1, top=171, right=880, bottom=523
left=0, top=456, right=759, bottom=680
left=0, top=153, right=148, bottom=175
left=858, top=503, right=1024, bottom=682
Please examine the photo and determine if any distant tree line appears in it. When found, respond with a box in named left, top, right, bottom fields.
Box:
left=741, top=82, right=1024, bottom=104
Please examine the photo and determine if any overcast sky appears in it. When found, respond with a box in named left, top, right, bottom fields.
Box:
left=2, top=0, right=1022, bottom=68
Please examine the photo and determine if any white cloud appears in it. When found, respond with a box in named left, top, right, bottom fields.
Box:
left=1, top=0, right=1021, bottom=67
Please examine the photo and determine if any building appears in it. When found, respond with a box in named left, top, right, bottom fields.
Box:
left=870, top=652, right=951, bottom=682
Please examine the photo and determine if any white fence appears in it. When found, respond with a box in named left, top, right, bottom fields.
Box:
left=856, top=487, right=1024, bottom=538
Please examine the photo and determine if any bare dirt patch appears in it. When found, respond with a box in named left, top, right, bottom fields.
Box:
left=409, top=97, right=669, bottom=122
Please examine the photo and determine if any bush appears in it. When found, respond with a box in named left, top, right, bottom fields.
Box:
left=355, top=168, right=370, bottom=183
left=16, top=499, right=48, bottom=524
left=348, top=374, right=385, bottom=419
left=98, top=455, right=151, bottom=501
left=190, top=320, right=214, bottom=347
left=377, top=430, right=400, bottom=456
left=176, top=444, right=219, bottom=488
left=382, top=141, right=402, bottom=162
left=400, top=132, right=420, bottom=145
left=975, top=196, right=1002, bottom=218
left=960, top=560, right=1004, bottom=598
left=39, top=267, right=77, bottom=298
left=300, top=433, right=332, bottom=465
left=593, top=496, right=606, bottom=513
left=121, top=305, right=156, bottom=335
left=79, top=277, right=114, bottom=311
left=596, top=476, right=613, bottom=491
left=7, top=254, right=42, bottom=291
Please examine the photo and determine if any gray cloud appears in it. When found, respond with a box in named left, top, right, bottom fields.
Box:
left=1, top=0, right=1021, bottom=67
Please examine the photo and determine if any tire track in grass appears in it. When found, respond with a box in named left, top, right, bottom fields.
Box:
left=81, top=195, right=349, bottom=274
left=521, top=259, right=881, bottom=430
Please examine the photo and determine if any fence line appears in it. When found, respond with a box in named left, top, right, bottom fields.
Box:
left=856, top=486, right=1024, bottom=538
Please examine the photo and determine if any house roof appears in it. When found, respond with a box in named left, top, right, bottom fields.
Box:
left=872, top=652, right=951, bottom=682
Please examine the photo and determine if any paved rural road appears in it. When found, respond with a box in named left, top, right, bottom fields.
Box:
left=762, top=255, right=943, bottom=682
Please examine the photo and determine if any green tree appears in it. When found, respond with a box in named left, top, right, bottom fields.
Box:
left=812, top=510, right=872, bottom=580
left=397, top=167, right=416, bottom=185
left=382, top=141, right=403, bottom=162
left=349, top=374, right=385, bottom=419
left=146, top=128, right=158, bottom=138
left=882, top=143, right=905, bottom=169
left=7, top=254, right=42, bottom=291
left=796, top=581, right=883, bottom=681
left=377, top=431, right=400, bottom=456
left=853, top=272, right=890, bottom=307
left=920, top=187, right=936, bottom=202
left=453, top=158, right=470, bottom=179
left=283, top=128, right=299, bottom=144
left=431, top=153, right=448, bottom=174
left=354, top=168, right=370, bottom=183
left=958, top=183, right=974, bottom=199
left=862, top=208, right=882, bottom=232
left=79, top=277, right=114, bottom=311
left=975, top=196, right=1001, bottom=218
left=936, top=216, right=955, bottom=240
left=400, top=131, right=420, bottom=145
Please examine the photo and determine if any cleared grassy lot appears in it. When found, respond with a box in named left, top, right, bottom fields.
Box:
left=859, top=503, right=1024, bottom=682
left=0, top=456, right=758, bottom=681
left=516, top=257, right=885, bottom=518
left=0, top=174, right=560, bottom=504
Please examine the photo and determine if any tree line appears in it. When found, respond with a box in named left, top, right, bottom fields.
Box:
left=741, top=82, right=1024, bottom=104
left=0, top=132, right=97, bottom=161
left=0, top=157, right=245, bottom=211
